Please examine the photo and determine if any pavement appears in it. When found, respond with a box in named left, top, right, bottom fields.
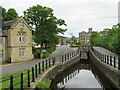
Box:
left=1, top=45, right=77, bottom=75
left=93, top=47, right=118, bottom=58
left=93, top=47, right=119, bottom=67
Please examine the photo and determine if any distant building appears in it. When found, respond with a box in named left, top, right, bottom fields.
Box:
left=1, top=16, right=34, bottom=63
left=79, top=28, right=92, bottom=43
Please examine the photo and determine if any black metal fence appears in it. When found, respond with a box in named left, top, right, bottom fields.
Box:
left=91, top=47, right=120, bottom=70
left=0, top=49, right=80, bottom=89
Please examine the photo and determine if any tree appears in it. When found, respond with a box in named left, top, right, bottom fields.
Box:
left=2, top=7, right=7, bottom=21
left=71, top=36, right=77, bottom=44
left=1, top=7, right=19, bottom=21
left=90, top=24, right=120, bottom=55
left=6, top=8, right=18, bottom=21
left=24, top=5, right=67, bottom=58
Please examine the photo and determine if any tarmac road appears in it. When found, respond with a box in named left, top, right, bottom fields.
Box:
left=1, top=45, right=77, bottom=75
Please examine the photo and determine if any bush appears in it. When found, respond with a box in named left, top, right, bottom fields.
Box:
left=42, top=52, right=49, bottom=58
left=70, top=44, right=79, bottom=47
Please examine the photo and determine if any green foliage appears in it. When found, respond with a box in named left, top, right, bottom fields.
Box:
left=42, top=52, right=49, bottom=58
left=75, top=40, right=81, bottom=45
left=35, top=79, right=51, bottom=88
left=1, top=64, right=53, bottom=89
left=90, top=24, right=120, bottom=54
left=71, top=36, right=77, bottom=43
left=32, top=47, right=40, bottom=53
left=24, top=5, right=67, bottom=58
left=0, top=69, right=30, bottom=88
left=70, top=44, right=79, bottom=47
left=6, top=8, right=18, bottom=21
left=1, top=7, right=18, bottom=21
left=42, top=46, right=56, bottom=58
left=2, top=7, right=7, bottom=21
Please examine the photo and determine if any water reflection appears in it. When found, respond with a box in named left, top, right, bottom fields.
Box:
left=50, top=59, right=117, bottom=90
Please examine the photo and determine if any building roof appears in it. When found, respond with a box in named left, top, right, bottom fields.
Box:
left=3, top=20, right=18, bottom=30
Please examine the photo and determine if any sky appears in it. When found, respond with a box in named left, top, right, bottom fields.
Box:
left=1, top=0, right=119, bottom=37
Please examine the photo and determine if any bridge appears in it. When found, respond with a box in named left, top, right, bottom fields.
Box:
left=1, top=44, right=120, bottom=89
left=79, top=42, right=91, bottom=59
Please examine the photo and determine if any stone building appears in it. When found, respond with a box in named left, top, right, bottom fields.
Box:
left=79, top=28, right=92, bottom=51
left=0, top=16, right=33, bottom=63
left=79, top=28, right=92, bottom=43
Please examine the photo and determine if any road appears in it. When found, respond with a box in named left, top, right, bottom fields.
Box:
left=1, top=45, right=77, bottom=75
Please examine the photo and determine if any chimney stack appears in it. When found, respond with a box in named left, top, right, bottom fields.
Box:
left=88, top=28, right=92, bottom=33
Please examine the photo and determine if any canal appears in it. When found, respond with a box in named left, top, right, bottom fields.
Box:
left=50, top=59, right=117, bottom=89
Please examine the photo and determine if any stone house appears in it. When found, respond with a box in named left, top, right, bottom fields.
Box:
left=1, top=16, right=34, bottom=63
left=79, top=28, right=92, bottom=51
left=79, top=28, right=92, bottom=43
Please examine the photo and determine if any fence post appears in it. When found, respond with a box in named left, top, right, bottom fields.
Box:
left=28, top=70, right=30, bottom=87
left=65, top=54, right=66, bottom=61
left=52, top=58, right=55, bottom=65
left=32, top=67, right=35, bottom=82
left=35, top=65, right=38, bottom=78
left=68, top=53, right=69, bottom=60
left=70, top=53, right=71, bottom=58
left=38, top=62, right=41, bottom=74
left=105, top=55, right=106, bottom=63
left=118, top=57, right=120, bottom=70
left=107, top=55, right=109, bottom=64
left=114, top=57, right=116, bottom=68
left=42, top=61, right=44, bottom=71
left=10, top=75, right=13, bottom=90
left=103, top=54, right=104, bottom=62
left=49, top=59, right=51, bottom=67
left=46, top=59, right=48, bottom=69
left=20, top=73, right=23, bottom=90
left=62, top=55, right=64, bottom=62
left=110, top=56, right=112, bottom=66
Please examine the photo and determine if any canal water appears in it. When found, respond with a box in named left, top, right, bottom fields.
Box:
left=50, top=59, right=116, bottom=89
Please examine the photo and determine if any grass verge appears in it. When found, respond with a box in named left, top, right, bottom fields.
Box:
left=0, top=64, right=53, bottom=89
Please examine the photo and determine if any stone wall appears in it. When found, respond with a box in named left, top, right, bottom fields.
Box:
left=41, top=54, right=80, bottom=81
left=89, top=49, right=120, bottom=89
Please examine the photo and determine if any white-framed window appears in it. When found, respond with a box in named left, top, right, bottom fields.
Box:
left=19, top=48, right=25, bottom=57
left=0, top=50, right=3, bottom=58
left=18, top=34, right=25, bottom=42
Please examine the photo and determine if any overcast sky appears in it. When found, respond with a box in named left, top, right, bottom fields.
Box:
left=1, top=0, right=119, bottom=37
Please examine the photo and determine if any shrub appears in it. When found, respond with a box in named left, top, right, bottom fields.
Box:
left=70, top=44, right=79, bottom=47
left=42, top=52, right=49, bottom=58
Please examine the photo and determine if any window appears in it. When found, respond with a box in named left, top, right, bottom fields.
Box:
left=0, top=50, right=3, bottom=58
left=20, top=23, right=24, bottom=28
left=18, top=34, right=25, bottom=42
left=19, top=48, right=25, bottom=57
left=20, top=23, right=24, bottom=32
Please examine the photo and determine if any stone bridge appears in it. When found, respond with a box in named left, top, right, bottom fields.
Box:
left=79, top=42, right=91, bottom=59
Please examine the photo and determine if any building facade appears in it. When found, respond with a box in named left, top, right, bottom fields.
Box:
left=1, top=16, right=33, bottom=63
left=79, top=28, right=92, bottom=51
left=79, top=28, right=92, bottom=43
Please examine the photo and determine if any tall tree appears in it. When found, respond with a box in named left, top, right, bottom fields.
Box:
left=24, top=5, right=67, bottom=58
left=6, top=8, right=18, bottom=21
left=2, top=7, right=7, bottom=21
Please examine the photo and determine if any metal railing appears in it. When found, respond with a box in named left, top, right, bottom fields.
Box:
left=0, top=49, right=80, bottom=89
left=91, top=47, right=120, bottom=70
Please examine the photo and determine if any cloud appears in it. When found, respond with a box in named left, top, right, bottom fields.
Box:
left=1, top=0, right=119, bottom=37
